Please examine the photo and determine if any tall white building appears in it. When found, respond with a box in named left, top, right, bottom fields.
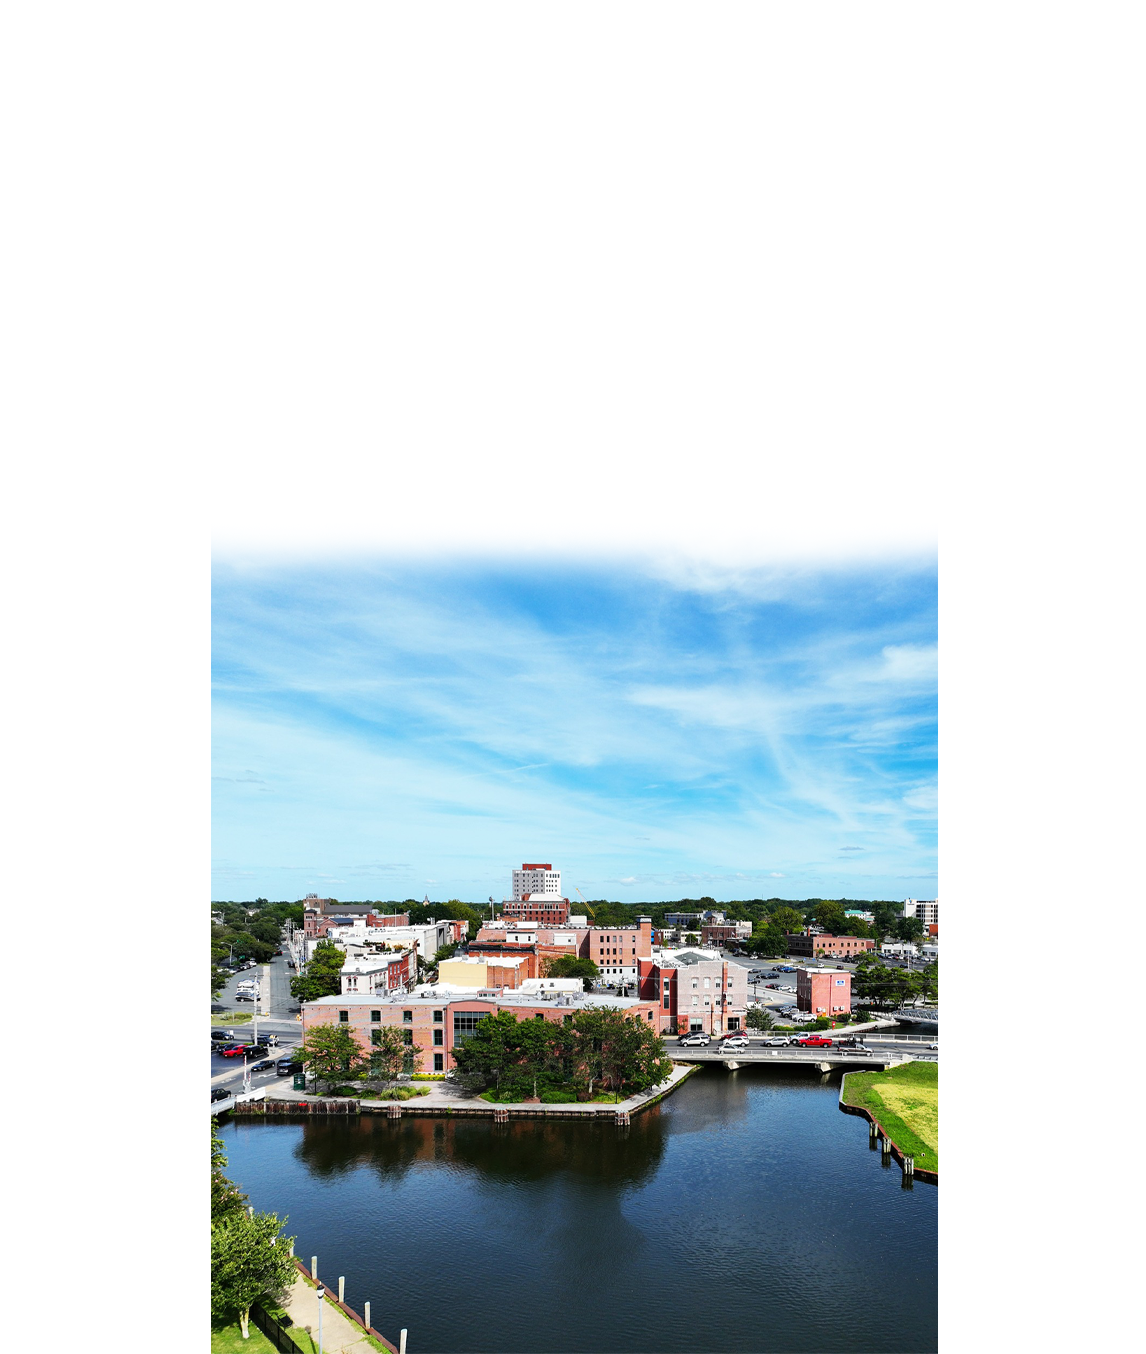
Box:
left=511, top=862, right=562, bottom=900
left=902, top=898, right=939, bottom=926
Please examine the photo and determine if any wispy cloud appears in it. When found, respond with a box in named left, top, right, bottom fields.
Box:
left=212, top=561, right=936, bottom=901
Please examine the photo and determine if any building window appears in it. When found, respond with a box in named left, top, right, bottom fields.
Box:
left=433, top=1010, right=443, bottom=1023
left=563, top=1014, right=573, bottom=1025
left=433, top=1029, right=443, bottom=1046
left=704, top=978, right=710, bottom=989
left=452, top=1011, right=489, bottom=1042
left=339, top=1010, right=349, bottom=1023
left=728, top=1017, right=740, bottom=1030
left=434, top=1053, right=444, bottom=1072
left=370, top=1010, right=381, bottom=1022
left=403, top=1010, right=413, bottom=1023
left=371, top=1029, right=382, bottom=1046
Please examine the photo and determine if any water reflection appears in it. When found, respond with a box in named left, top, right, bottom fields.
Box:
left=222, top=1065, right=936, bottom=1353
left=294, top=1109, right=667, bottom=1189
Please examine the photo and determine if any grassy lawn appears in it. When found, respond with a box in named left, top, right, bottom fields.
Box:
left=212, top=1011, right=252, bottom=1025
left=841, top=1060, right=938, bottom=1172
left=210, top=1320, right=277, bottom=1353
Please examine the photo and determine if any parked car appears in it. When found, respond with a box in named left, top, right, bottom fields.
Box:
left=211, top=1087, right=232, bottom=1102
left=274, top=949, right=284, bottom=955
left=219, top=1044, right=248, bottom=1059
left=719, top=1036, right=749, bottom=1051
left=677, top=1033, right=710, bottom=1046
left=235, top=994, right=255, bottom=1002
left=797, top=1036, right=834, bottom=1047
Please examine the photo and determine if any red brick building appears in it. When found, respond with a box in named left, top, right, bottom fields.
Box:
left=796, top=967, right=852, bottom=1016
left=302, top=990, right=659, bottom=1075
left=786, top=932, right=876, bottom=960
left=500, top=896, right=571, bottom=924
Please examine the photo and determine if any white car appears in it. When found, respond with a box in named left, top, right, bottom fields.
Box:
left=719, top=1036, right=750, bottom=1051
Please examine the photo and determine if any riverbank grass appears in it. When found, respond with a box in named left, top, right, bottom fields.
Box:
left=212, top=1012, right=252, bottom=1025
left=210, top=1320, right=277, bottom=1353
left=842, top=1061, right=938, bottom=1172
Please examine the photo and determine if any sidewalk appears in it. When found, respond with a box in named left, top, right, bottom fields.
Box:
left=281, top=1273, right=386, bottom=1354
left=257, top=1062, right=693, bottom=1113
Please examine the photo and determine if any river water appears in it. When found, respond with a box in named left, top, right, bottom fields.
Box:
left=220, top=1064, right=937, bottom=1353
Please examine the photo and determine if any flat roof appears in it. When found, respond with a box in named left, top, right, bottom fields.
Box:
left=303, top=991, right=645, bottom=1010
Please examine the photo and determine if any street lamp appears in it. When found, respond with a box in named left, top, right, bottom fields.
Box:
left=316, top=1286, right=325, bottom=1354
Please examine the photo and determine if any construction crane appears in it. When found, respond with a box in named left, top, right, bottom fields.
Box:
left=573, top=886, right=594, bottom=920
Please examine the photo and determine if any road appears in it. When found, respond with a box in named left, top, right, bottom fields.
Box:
left=212, top=948, right=304, bottom=1097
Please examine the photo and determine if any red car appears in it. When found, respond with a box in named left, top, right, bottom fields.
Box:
left=797, top=1035, right=834, bottom=1047
left=220, top=1043, right=266, bottom=1059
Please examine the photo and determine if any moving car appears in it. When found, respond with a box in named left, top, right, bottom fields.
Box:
left=677, top=1033, right=710, bottom=1046
left=761, top=1036, right=790, bottom=1046
left=211, top=1087, right=232, bottom=1102
left=251, top=1059, right=276, bottom=1072
left=235, top=994, right=255, bottom=1002
left=719, top=1036, right=749, bottom=1051
left=211, top=1030, right=235, bottom=1043
left=276, top=1058, right=303, bottom=1075
left=797, top=1036, right=834, bottom=1047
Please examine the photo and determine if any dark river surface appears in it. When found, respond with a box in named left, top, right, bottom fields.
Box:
left=219, top=1064, right=937, bottom=1354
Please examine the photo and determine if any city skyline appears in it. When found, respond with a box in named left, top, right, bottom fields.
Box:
left=212, top=557, right=937, bottom=903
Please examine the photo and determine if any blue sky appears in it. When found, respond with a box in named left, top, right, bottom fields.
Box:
left=212, top=559, right=937, bottom=904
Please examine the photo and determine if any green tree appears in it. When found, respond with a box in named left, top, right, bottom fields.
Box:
left=894, top=916, right=925, bottom=943
left=450, top=1010, right=521, bottom=1095
left=572, top=1008, right=671, bottom=1099
left=211, top=1123, right=248, bottom=1225
left=211, top=964, right=231, bottom=1000
left=298, top=1022, right=369, bottom=1092
left=746, top=925, right=787, bottom=957
left=746, top=1007, right=775, bottom=1031
left=814, top=900, right=848, bottom=935
left=211, top=1210, right=298, bottom=1340
left=769, top=906, right=805, bottom=935
left=431, top=942, right=459, bottom=967
left=681, top=932, right=700, bottom=946
left=542, top=955, right=601, bottom=990
left=289, top=941, right=346, bottom=1003
left=364, top=1026, right=409, bottom=1088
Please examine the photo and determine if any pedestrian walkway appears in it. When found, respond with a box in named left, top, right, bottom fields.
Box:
left=281, top=1273, right=386, bottom=1354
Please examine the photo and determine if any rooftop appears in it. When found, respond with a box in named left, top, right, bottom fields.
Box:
left=303, top=990, right=645, bottom=1011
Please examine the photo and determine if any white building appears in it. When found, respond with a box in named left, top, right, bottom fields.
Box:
left=902, top=898, right=939, bottom=927
left=511, top=863, right=562, bottom=900
left=313, top=918, right=457, bottom=962
left=519, top=977, right=583, bottom=996
left=880, top=941, right=920, bottom=959
left=845, top=909, right=875, bottom=924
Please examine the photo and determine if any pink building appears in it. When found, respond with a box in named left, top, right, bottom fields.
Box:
left=796, top=967, right=852, bottom=1016
left=301, top=989, right=660, bottom=1075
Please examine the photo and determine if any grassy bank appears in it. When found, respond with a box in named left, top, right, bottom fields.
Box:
left=212, top=1011, right=252, bottom=1025
left=210, top=1320, right=277, bottom=1353
left=841, top=1060, right=938, bottom=1172
left=479, top=1087, right=620, bottom=1104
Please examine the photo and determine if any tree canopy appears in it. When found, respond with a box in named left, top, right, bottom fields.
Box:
left=289, top=941, right=346, bottom=1003
left=542, top=955, right=601, bottom=989
left=451, top=1007, right=671, bottom=1102
left=297, top=1020, right=370, bottom=1091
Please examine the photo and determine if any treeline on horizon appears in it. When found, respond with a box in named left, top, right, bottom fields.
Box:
left=211, top=896, right=907, bottom=925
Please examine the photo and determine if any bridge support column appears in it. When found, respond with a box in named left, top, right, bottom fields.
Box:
left=725, top=1060, right=739, bottom=1070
